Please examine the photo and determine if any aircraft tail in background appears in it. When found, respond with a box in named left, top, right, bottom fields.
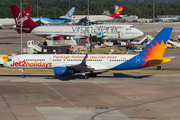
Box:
left=63, top=7, right=75, bottom=19
left=9, top=5, right=39, bottom=33
left=107, top=5, right=124, bottom=18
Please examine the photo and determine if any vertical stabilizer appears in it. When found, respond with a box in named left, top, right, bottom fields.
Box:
left=107, top=5, right=124, bottom=18
left=63, top=7, right=75, bottom=19
left=139, top=27, right=173, bottom=66
left=9, top=5, right=39, bottom=33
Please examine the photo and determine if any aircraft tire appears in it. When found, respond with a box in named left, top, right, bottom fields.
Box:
left=22, top=75, right=25, bottom=78
left=89, top=73, right=97, bottom=77
left=80, top=75, right=89, bottom=79
left=84, top=75, right=89, bottom=79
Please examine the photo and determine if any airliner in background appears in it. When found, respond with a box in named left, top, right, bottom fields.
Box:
left=31, top=7, right=75, bottom=25
left=10, top=5, right=143, bottom=41
left=0, top=6, right=32, bottom=28
left=61, top=5, right=124, bottom=24
left=3, top=28, right=174, bottom=79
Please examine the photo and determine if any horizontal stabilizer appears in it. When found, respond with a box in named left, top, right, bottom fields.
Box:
left=145, top=59, right=163, bottom=67
left=144, top=57, right=171, bottom=67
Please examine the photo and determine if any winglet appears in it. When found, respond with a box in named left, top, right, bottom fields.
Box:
left=63, top=7, right=75, bottom=19
left=81, top=54, right=88, bottom=64
left=124, top=48, right=130, bottom=54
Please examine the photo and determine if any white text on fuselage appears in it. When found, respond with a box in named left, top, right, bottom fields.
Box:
left=72, top=26, right=123, bottom=33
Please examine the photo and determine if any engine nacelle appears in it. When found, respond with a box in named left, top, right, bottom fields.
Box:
left=54, top=67, right=75, bottom=76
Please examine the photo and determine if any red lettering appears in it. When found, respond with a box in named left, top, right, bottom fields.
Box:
left=22, top=61, right=26, bottom=67
left=19, top=61, right=22, bottom=66
left=10, top=60, right=16, bottom=67
left=48, top=63, right=52, bottom=67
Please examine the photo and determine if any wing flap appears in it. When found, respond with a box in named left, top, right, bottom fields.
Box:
left=55, top=54, right=94, bottom=71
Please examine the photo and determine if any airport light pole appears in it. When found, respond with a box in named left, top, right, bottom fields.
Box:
left=69, top=0, right=70, bottom=10
left=87, top=0, right=90, bottom=52
left=37, top=0, right=38, bottom=17
left=153, top=0, right=155, bottom=38
left=20, top=0, right=22, bottom=54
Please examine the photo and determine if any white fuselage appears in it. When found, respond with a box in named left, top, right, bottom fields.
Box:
left=0, top=18, right=15, bottom=27
left=71, top=15, right=114, bottom=22
left=4, top=54, right=135, bottom=71
left=31, top=24, right=143, bottom=40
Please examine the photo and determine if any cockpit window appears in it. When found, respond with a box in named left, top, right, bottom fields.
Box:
left=130, top=26, right=135, bottom=28
left=8, top=59, right=12, bottom=62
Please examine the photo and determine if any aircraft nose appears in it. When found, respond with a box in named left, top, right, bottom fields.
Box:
left=139, top=30, right=144, bottom=36
left=3, top=62, right=7, bottom=67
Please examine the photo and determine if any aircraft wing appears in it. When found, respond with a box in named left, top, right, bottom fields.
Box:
left=32, top=33, right=86, bottom=38
left=65, top=64, right=94, bottom=71
left=88, top=18, right=96, bottom=22
left=56, top=54, right=94, bottom=71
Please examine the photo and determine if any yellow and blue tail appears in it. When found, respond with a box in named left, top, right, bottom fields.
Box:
left=139, top=27, right=173, bottom=67
left=111, top=27, right=173, bottom=70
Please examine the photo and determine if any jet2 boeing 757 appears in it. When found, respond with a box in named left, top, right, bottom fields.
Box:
left=4, top=28, right=173, bottom=79
left=9, top=5, right=143, bottom=41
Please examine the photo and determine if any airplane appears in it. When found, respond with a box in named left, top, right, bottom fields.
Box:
left=3, top=27, right=173, bottom=79
left=61, top=5, right=124, bottom=24
left=9, top=5, right=144, bottom=41
left=124, top=48, right=130, bottom=55
left=30, top=7, right=75, bottom=25
left=0, top=6, right=32, bottom=28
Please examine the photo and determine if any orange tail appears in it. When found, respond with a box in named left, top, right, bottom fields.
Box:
left=107, top=5, right=124, bottom=18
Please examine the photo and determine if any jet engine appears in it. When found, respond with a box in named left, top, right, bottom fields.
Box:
left=54, top=67, right=75, bottom=76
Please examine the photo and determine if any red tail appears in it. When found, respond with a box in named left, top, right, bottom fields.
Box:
left=24, top=6, right=32, bottom=17
left=107, top=5, right=124, bottom=18
left=9, top=5, right=39, bottom=33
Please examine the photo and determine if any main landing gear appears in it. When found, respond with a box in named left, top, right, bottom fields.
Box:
left=80, top=71, right=97, bottom=79
left=21, top=69, right=25, bottom=78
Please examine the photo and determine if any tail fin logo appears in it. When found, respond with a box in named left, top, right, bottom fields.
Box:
left=68, top=12, right=73, bottom=17
left=15, top=13, right=28, bottom=26
left=115, top=7, right=123, bottom=15
left=25, top=13, right=30, bottom=16
left=141, top=39, right=167, bottom=66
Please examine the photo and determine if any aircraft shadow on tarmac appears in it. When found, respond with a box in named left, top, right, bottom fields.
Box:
left=49, top=73, right=152, bottom=81
left=0, top=73, right=152, bottom=81
left=0, top=37, right=21, bottom=39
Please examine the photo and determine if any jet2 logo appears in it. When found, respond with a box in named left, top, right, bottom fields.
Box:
left=68, top=12, right=73, bottom=17
left=15, top=13, right=28, bottom=26
left=10, top=60, right=52, bottom=68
